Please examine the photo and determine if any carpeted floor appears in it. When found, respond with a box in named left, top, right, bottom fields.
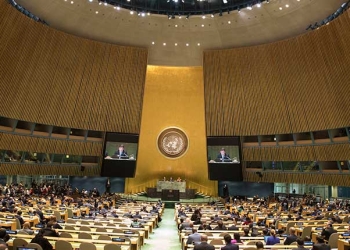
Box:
left=142, top=208, right=181, bottom=250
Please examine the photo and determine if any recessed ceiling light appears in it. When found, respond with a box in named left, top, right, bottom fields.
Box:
left=113, top=6, right=117, bottom=9
left=257, top=3, right=261, bottom=8
left=179, top=16, right=182, bottom=19
left=186, top=43, right=189, bottom=46
left=70, top=1, right=74, bottom=4
left=151, top=41, right=155, bottom=45
left=141, top=12, right=146, bottom=17
left=163, top=43, right=166, bottom=46
left=147, top=12, right=150, bottom=16
left=211, top=14, right=214, bottom=18
left=117, top=6, right=120, bottom=10
left=201, top=24, right=204, bottom=27
left=247, top=6, right=252, bottom=10
left=130, top=10, right=134, bottom=14
left=99, top=2, right=102, bottom=5
left=202, top=15, right=206, bottom=19
left=279, top=7, right=283, bottom=10
left=175, top=24, right=178, bottom=27
left=197, top=43, right=200, bottom=46
left=89, top=0, right=93, bottom=2
left=175, top=43, right=178, bottom=46
left=95, top=11, right=98, bottom=14
left=228, top=21, right=231, bottom=24
left=285, top=4, right=289, bottom=8
left=104, top=2, right=107, bottom=6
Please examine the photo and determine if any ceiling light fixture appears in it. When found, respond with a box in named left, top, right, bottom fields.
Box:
left=285, top=4, right=289, bottom=8
left=130, top=10, right=134, bottom=14
left=202, top=15, right=206, bottom=19
left=211, top=14, right=214, bottom=18
left=257, top=3, right=261, bottom=8
left=247, top=6, right=252, bottom=10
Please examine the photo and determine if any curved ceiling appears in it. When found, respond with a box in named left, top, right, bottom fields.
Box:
left=16, top=0, right=345, bottom=66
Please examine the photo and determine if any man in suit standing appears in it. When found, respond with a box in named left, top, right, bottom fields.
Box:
left=292, top=238, right=306, bottom=250
left=284, top=227, right=298, bottom=245
left=194, top=235, right=215, bottom=250
left=321, top=223, right=337, bottom=241
left=187, top=229, right=201, bottom=245
left=115, top=145, right=128, bottom=158
left=105, top=178, right=111, bottom=194
left=221, top=234, right=239, bottom=250
left=312, top=236, right=330, bottom=250
left=217, top=148, right=231, bottom=162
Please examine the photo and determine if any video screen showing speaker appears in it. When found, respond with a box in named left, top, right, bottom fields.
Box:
left=207, top=137, right=243, bottom=181
left=101, top=133, right=138, bottom=177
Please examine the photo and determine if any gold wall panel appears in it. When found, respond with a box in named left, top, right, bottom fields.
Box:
left=0, top=163, right=99, bottom=176
left=0, top=1, right=147, bottom=133
left=0, top=133, right=102, bottom=156
left=125, top=66, right=217, bottom=196
left=243, top=143, right=350, bottom=161
left=203, top=9, right=350, bottom=136
left=244, top=171, right=350, bottom=187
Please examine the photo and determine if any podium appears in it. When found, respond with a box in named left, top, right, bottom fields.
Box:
left=161, top=189, right=180, bottom=201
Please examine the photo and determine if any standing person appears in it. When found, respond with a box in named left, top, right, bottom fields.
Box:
left=223, top=184, right=229, bottom=198
left=115, top=145, right=128, bottom=158
left=105, top=178, right=111, bottom=194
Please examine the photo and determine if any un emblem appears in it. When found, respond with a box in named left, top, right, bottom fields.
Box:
left=157, top=128, right=188, bottom=158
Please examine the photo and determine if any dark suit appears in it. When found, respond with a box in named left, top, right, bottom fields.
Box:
left=115, top=150, right=128, bottom=157
left=41, top=228, right=60, bottom=237
left=194, top=242, right=215, bottom=250
left=284, top=234, right=298, bottom=245
left=221, top=243, right=239, bottom=250
left=217, top=153, right=230, bottom=160
left=312, top=243, right=331, bottom=250
left=187, top=232, right=201, bottom=245
left=227, top=225, right=239, bottom=231
left=321, top=228, right=337, bottom=241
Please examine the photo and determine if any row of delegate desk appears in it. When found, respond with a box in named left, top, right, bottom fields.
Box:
left=0, top=200, right=163, bottom=250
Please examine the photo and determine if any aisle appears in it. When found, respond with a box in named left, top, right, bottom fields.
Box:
left=142, top=208, right=181, bottom=250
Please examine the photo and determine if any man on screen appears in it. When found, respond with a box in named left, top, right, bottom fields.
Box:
left=216, top=148, right=231, bottom=162
left=115, top=145, right=128, bottom=159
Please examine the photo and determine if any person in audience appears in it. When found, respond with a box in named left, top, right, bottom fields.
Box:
left=243, top=228, right=250, bottom=237
left=179, top=218, right=192, bottom=231
left=284, top=227, right=298, bottom=245
left=312, top=236, right=330, bottom=250
left=194, top=234, right=215, bottom=250
left=292, top=238, right=306, bottom=250
left=187, top=228, right=201, bottom=245
left=18, top=222, right=34, bottom=235
left=266, top=229, right=280, bottom=245
left=49, top=215, right=63, bottom=229
left=133, top=211, right=143, bottom=219
left=256, top=241, right=264, bottom=250
left=214, top=220, right=227, bottom=230
left=31, top=229, right=53, bottom=250
left=221, top=234, right=239, bottom=250
left=227, top=221, right=239, bottom=231
left=198, top=222, right=212, bottom=230
left=42, top=221, right=60, bottom=237
left=231, top=233, right=243, bottom=244
left=176, top=177, right=182, bottom=182
left=321, top=223, right=337, bottom=241
left=0, top=229, right=9, bottom=249
left=15, top=210, right=25, bottom=226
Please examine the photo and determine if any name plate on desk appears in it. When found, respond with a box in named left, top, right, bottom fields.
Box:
left=157, top=181, right=186, bottom=192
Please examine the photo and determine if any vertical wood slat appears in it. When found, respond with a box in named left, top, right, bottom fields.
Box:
left=0, top=1, right=148, bottom=133
left=203, top=9, right=350, bottom=136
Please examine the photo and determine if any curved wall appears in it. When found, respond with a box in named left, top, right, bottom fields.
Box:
left=0, top=1, right=148, bottom=133
left=203, top=10, right=350, bottom=136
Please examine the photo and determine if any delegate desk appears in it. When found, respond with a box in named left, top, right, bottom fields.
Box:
left=339, top=239, right=350, bottom=250
left=33, top=227, right=141, bottom=250
left=8, top=234, right=131, bottom=250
